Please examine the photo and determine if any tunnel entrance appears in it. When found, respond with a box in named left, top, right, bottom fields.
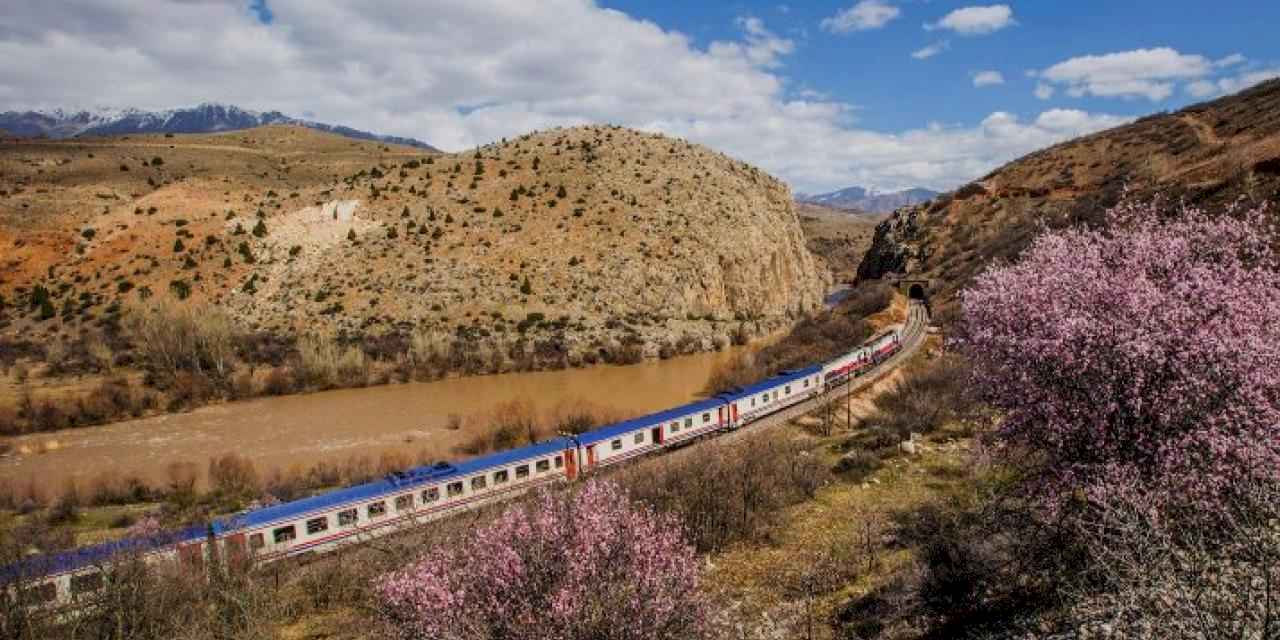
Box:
left=908, top=284, right=926, bottom=301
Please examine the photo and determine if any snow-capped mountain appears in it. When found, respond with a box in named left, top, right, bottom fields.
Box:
left=0, top=103, right=437, bottom=150
left=797, top=185, right=939, bottom=214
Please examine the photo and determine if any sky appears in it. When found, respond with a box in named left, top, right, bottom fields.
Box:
left=2, top=1, right=1278, bottom=194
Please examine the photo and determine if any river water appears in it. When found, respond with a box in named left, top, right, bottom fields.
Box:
left=0, top=347, right=747, bottom=490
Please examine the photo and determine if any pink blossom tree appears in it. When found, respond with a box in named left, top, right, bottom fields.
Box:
left=374, top=480, right=708, bottom=640
left=955, top=199, right=1280, bottom=515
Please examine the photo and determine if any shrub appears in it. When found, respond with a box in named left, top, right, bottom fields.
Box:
left=375, top=481, right=708, bottom=640
left=125, top=302, right=237, bottom=384
left=208, top=452, right=260, bottom=500
left=1063, top=479, right=1280, bottom=638
left=955, top=199, right=1280, bottom=516
left=620, top=431, right=827, bottom=552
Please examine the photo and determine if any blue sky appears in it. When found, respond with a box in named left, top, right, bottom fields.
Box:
left=4, top=1, right=1278, bottom=193
left=602, top=1, right=1280, bottom=134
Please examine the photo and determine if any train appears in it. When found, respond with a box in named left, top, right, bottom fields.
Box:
left=3, top=303, right=924, bottom=607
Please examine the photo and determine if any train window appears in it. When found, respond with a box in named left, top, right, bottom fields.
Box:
left=447, top=481, right=464, bottom=497
left=71, top=572, right=103, bottom=595
left=273, top=525, right=297, bottom=544
left=611, top=439, right=622, bottom=451
left=306, top=517, right=329, bottom=535
left=684, top=417, right=692, bottom=428
left=395, top=494, right=413, bottom=511
left=515, top=464, right=530, bottom=479
left=22, top=583, right=57, bottom=604
left=471, top=476, right=487, bottom=491
left=368, top=501, right=387, bottom=518
left=249, top=533, right=265, bottom=549
left=785, top=385, right=791, bottom=394
left=702, top=412, right=710, bottom=423
left=494, top=469, right=509, bottom=484
left=804, top=379, right=809, bottom=388
left=536, top=459, right=550, bottom=472
left=751, top=397, right=756, bottom=407
left=422, top=487, right=439, bottom=503
left=670, top=421, right=679, bottom=433
left=338, top=509, right=358, bottom=526
left=634, top=433, right=644, bottom=444
left=554, top=455, right=563, bottom=468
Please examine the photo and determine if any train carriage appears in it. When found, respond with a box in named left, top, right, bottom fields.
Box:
left=821, top=346, right=872, bottom=386
left=575, top=397, right=727, bottom=471
left=220, top=437, right=577, bottom=563
left=718, top=366, right=823, bottom=427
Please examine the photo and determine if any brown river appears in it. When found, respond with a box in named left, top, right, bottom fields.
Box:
left=0, top=348, right=747, bottom=490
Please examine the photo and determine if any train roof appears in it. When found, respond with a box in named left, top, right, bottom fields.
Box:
left=215, top=437, right=573, bottom=533
left=577, top=397, right=726, bottom=445
left=0, top=525, right=206, bottom=583
left=716, top=365, right=822, bottom=401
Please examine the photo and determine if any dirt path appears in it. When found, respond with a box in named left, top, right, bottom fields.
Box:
left=1180, top=113, right=1223, bottom=146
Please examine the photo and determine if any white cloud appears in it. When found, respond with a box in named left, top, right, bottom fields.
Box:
left=821, top=0, right=900, bottom=33
left=911, top=41, right=949, bottom=60
left=1039, top=47, right=1213, bottom=101
left=972, top=70, right=1004, bottom=87
left=1186, top=80, right=1218, bottom=98
left=1034, top=82, right=1055, bottom=100
left=1208, top=68, right=1280, bottom=97
left=0, top=0, right=1129, bottom=193
left=1214, top=53, right=1246, bottom=68
left=715, top=16, right=795, bottom=69
left=926, top=5, right=1014, bottom=35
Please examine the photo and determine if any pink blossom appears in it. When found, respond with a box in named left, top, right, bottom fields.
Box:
left=374, top=480, right=708, bottom=640
left=954, top=198, right=1280, bottom=517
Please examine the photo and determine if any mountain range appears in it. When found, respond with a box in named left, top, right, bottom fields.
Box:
left=0, top=103, right=437, bottom=150
left=797, top=185, right=939, bottom=214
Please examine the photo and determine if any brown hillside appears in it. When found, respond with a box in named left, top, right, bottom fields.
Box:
left=0, top=124, right=827, bottom=363
left=859, top=79, right=1280, bottom=322
left=795, top=202, right=879, bottom=282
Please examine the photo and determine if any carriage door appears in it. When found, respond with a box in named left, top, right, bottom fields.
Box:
left=651, top=426, right=664, bottom=445
left=718, top=406, right=726, bottom=428
left=224, top=533, right=248, bottom=566
left=586, top=445, right=597, bottom=467
left=177, top=541, right=205, bottom=570
left=731, top=403, right=739, bottom=425
left=564, top=448, right=578, bottom=480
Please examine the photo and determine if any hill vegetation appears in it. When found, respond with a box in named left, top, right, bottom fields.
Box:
left=859, top=78, right=1280, bottom=322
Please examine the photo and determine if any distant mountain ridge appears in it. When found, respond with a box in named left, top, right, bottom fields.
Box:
left=798, top=185, right=939, bottom=213
left=0, top=103, right=437, bottom=150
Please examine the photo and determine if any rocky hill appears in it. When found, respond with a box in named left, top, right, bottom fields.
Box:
left=859, top=79, right=1280, bottom=322
left=0, top=124, right=828, bottom=363
left=0, top=103, right=436, bottom=150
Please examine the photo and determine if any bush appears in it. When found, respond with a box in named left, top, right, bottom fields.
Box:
left=620, top=430, right=827, bottom=552
left=1062, top=479, right=1280, bottom=638
left=375, top=481, right=708, bottom=640
left=955, top=199, right=1280, bottom=516
left=857, top=354, right=972, bottom=442
left=126, top=302, right=237, bottom=385
left=208, top=453, right=260, bottom=501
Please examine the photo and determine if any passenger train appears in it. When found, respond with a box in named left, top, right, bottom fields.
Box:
left=4, top=304, right=923, bottom=607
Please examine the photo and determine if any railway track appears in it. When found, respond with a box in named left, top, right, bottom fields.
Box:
left=717, top=300, right=930, bottom=443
